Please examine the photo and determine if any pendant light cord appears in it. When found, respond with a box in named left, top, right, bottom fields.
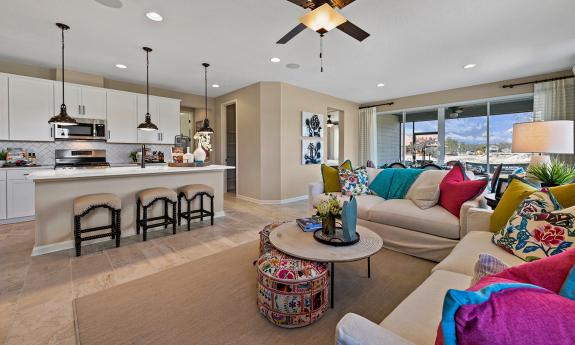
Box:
left=204, top=64, right=208, bottom=121
left=319, top=34, right=324, bottom=73
left=146, top=50, right=149, bottom=115
left=61, top=25, right=65, bottom=106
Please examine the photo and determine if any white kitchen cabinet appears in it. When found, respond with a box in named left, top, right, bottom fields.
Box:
left=107, top=91, right=138, bottom=143
left=159, top=98, right=181, bottom=145
left=8, top=76, right=54, bottom=141
left=137, top=95, right=162, bottom=144
left=0, top=75, right=8, bottom=140
left=6, top=169, right=36, bottom=219
left=0, top=171, right=6, bottom=220
left=54, top=83, right=107, bottom=120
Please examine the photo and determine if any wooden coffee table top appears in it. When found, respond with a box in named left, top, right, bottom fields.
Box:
left=269, top=222, right=383, bottom=263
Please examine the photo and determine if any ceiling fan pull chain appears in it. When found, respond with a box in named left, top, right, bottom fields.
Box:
left=320, top=33, right=324, bottom=73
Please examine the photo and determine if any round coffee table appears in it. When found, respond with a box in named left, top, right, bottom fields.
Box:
left=269, top=222, right=383, bottom=308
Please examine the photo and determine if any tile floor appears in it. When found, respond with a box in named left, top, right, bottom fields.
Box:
left=0, top=194, right=308, bottom=345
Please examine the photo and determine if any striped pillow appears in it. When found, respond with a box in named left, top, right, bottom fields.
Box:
left=471, top=253, right=509, bottom=286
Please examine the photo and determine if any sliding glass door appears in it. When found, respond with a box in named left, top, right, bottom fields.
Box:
left=404, top=109, right=439, bottom=166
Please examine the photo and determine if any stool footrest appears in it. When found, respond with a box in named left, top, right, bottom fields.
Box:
left=82, top=232, right=116, bottom=242
left=80, top=224, right=113, bottom=234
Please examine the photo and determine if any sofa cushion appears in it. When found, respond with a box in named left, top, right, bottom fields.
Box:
left=432, top=231, right=525, bottom=276
left=409, top=184, right=440, bottom=210
left=380, top=270, right=471, bottom=345
left=313, top=193, right=385, bottom=220
left=405, top=170, right=448, bottom=200
left=367, top=199, right=461, bottom=239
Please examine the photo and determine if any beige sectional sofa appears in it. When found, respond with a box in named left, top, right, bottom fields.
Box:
left=309, top=169, right=484, bottom=262
left=335, top=207, right=525, bottom=345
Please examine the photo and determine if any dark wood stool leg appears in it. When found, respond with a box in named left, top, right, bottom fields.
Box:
left=142, top=205, right=148, bottom=241
left=177, top=194, right=182, bottom=226
left=164, top=199, right=168, bottom=229
left=136, top=200, right=141, bottom=235
left=115, top=209, right=121, bottom=248
left=111, top=209, right=116, bottom=239
left=187, top=199, right=191, bottom=231
left=172, top=201, right=177, bottom=234
left=210, top=195, right=214, bottom=226
left=74, top=215, right=81, bottom=257
left=200, top=195, right=204, bottom=222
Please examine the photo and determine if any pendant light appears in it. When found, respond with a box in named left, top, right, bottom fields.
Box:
left=197, top=63, right=214, bottom=134
left=137, top=47, right=159, bottom=131
left=48, top=23, right=77, bottom=126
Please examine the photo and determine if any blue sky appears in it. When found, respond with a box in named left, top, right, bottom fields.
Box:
left=411, top=112, right=533, bottom=144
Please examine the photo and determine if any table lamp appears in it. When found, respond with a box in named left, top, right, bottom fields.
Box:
left=512, top=120, right=574, bottom=167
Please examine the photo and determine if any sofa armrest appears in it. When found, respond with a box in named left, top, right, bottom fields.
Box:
left=458, top=194, right=483, bottom=237
left=464, top=207, right=494, bottom=235
left=336, top=313, right=414, bottom=345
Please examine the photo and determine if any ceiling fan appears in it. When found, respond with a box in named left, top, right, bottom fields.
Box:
left=276, top=0, right=370, bottom=72
left=277, top=0, right=370, bottom=44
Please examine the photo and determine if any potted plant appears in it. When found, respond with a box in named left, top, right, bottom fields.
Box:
left=527, top=160, right=575, bottom=187
left=0, top=150, right=6, bottom=167
left=129, top=151, right=138, bottom=163
left=315, top=195, right=342, bottom=237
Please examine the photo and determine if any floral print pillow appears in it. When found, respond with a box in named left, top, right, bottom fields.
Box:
left=338, top=168, right=369, bottom=196
left=493, top=190, right=574, bottom=262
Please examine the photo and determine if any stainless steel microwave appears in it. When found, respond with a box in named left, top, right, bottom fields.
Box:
left=54, top=119, right=107, bottom=141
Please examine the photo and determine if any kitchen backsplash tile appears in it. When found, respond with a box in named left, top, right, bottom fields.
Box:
left=0, top=141, right=172, bottom=165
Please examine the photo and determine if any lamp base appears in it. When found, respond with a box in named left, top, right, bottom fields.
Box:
left=529, top=154, right=551, bottom=168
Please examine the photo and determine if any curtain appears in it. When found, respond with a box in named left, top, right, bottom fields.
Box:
left=358, top=107, right=378, bottom=167
left=534, top=77, right=575, bottom=165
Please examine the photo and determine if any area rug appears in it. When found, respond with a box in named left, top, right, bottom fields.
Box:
left=74, top=240, right=434, bottom=345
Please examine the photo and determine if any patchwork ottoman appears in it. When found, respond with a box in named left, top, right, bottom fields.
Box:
left=256, top=249, right=329, bottom=328
left=259, top=223, right=284, bottom=255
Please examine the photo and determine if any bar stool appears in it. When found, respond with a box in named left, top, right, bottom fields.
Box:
left=136, top=187, right=177, bottom=241
left=177, top=184, right=215, bottom=230
left=73, top=193, right=122, bottom=257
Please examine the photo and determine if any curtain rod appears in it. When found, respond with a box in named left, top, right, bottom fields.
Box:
left=502, top=75, right=573, bottom=88
left=359, top=102, right=394, bottom=109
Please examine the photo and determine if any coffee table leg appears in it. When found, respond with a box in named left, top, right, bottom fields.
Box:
left=368, top=257, right=371, bottom=278
left=330, top=262, right=334, bottom=308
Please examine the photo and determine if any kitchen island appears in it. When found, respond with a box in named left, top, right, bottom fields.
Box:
left=28, top=165, right=234, bottom=255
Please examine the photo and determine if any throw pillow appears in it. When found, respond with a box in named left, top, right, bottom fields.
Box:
left=409, top=184, right=440, bottom=209
left=550, top=183, right=575, bottom=209
left=365, top=167, right=383, bottom=185
left=470, top=253, right=509, bottom=286
left=339, top=168, right=369, bottom=196
left=321, top=160, right=352, bottom=193
left=492, top=190, right=573, bottom=262
left=489, top=177, right=539, bottom=233
left=439, top=163, right=487, bottom=218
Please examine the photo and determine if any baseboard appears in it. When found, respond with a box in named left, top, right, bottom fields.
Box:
left=235, top=194, right=308, bottom=205
left=0, top=216, right=35, bottom=225
left=31, top=211, right=225, bottom=256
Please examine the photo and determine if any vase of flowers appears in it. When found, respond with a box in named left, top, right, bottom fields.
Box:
left=315, top=195, right=342, bottom=237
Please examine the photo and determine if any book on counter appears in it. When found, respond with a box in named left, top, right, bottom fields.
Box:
left=296, top=217, right=322, bottom=232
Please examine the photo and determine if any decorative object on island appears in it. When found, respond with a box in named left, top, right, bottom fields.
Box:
left=183, top=147, right=194, bottom=163
left=193, top=132, right=211, bottom=163
left=48, top=23, right=77, bottom=126
left=527, top=160, right=575, bottom=187
left=302, top=111, right=324, bottom=137
left=171, top=147, right=184, bottom=163
left=302, top=139, right=322, bottom=164
left=197, top=63, right=214, bottom=135
left=512, top=120, right=574, bottom=168
left=137, top=47, right=159, bottom=169
left=0, top=150, right=6, bottom=167
left=129, top=151, right=138, bottom=163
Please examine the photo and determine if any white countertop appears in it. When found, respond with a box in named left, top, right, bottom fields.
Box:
left=0, top=165, right=53, bottom=171
left=28, top=165, right=235, bottom=181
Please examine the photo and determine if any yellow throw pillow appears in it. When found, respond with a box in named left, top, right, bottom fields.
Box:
left=321, top=160, right=352, bottom=193
left=550, top=184, right=575, bottom=208
left=489, top=177, right=537, bottom=233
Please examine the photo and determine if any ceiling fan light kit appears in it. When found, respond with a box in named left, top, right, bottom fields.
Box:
left=299, top=3, right=346, bottom=33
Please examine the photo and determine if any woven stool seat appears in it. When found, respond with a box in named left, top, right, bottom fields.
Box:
left=256, top=249, right=329, bottom=328
left=178, top=184, right=214, bottom=199
left=137, top=187, right=177, bottom=206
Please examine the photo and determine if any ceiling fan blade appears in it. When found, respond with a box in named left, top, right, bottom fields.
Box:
left=332, top=0, right=356, bottom=9
left=337, top=20, right=370, bottom=42
left=286, top=0, right=315, bottom=9
left=277, top=23, right=307, bottom=44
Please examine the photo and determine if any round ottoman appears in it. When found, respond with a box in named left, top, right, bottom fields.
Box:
left=259, top=223, right=283, bottom=255
left=256, top=249, right=329, bottom=328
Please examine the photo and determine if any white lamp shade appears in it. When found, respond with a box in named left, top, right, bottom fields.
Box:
left=512, top=120, right=574, bottom=154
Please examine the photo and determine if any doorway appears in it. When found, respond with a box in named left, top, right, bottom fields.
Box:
left=225, top=103, right=237, bottom=193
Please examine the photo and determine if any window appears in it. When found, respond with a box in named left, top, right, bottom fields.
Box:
left=376, top=113, right=402, bottom=165
left=404, top=110, right=438, bottom=166
left=445, top=104, right=488, bottom=174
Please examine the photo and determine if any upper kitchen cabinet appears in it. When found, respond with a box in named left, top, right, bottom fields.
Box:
left=9, top=75, right=54, bottom=142
left=107, top=90, right=138, bottom=143
left=0, top=75, right=8, bottom=140
left=137, top=95, right=161, bottom=144
left=159, top=98, right=181, bottom=145
left=54, top=83, right=107, bottom=120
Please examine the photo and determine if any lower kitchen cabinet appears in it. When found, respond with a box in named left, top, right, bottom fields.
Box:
left=0, top=171, right=6, bottom=220
left=3, top=168, right=49, bottom=221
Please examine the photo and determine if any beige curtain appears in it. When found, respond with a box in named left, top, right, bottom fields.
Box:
left=534, top=77, right=575, bottom=165
left=359, top=107, right=378, bottom=166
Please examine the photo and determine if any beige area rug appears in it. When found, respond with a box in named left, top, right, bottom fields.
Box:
left=74, top=240, right=434, bottom=345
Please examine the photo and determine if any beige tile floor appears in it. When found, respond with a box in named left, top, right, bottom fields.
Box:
left=0, top=194, right=308, bottom=345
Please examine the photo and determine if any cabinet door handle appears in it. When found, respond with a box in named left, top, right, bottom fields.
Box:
left=50, top=126, right=54, bottom=138
left=83, top=105, right=86, bottom=114
left=78, top=105, right=81, bottom=114
left=108, top=130, right=111, bottom=139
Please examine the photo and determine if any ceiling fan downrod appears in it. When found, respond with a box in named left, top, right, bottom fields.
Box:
left=320, top=33, right=324, bottom=73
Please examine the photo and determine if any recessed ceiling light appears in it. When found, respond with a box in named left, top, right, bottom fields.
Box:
left=270, top=57, right=281, bottom=63
left=94, top=0, right=123, bottom=8
left=212, top=84, right=220, bottom=88
left=115, top=64, right=127, bottom=69
left=463, top=63, right=477, bottom=69
left=377, top=83, right=385, bottom=87
left=146, top=12, right=163, bottom=22
left=286, top=63, right=300, bottom=69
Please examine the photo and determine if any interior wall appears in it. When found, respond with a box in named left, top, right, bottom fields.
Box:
left=363, top=70, right=573, bottom=113
left=259, top=82, right=282, bottom=200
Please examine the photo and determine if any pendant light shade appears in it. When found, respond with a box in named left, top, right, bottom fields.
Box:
left=197, top=63, right=214, bottom=134
left=48, top=23, right=77, bottom=126
left=137, top=47, right=159, bottom=131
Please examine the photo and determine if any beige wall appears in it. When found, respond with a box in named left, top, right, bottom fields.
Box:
left=362, top=70, right=573, bottom=113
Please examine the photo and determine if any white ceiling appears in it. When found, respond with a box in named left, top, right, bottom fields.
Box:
left=1, top=0, right=574, bottom=104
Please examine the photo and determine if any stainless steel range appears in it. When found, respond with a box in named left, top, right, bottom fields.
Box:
left=54, top=149, right=110, bottom=169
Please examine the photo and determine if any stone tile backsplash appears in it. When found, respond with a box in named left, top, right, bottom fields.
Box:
left=0, top=141, right=172, bottom=166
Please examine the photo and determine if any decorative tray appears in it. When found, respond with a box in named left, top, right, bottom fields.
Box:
left=168, top=162, right=210, bottom=167
left=313, top=228, right=360, bottom=247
